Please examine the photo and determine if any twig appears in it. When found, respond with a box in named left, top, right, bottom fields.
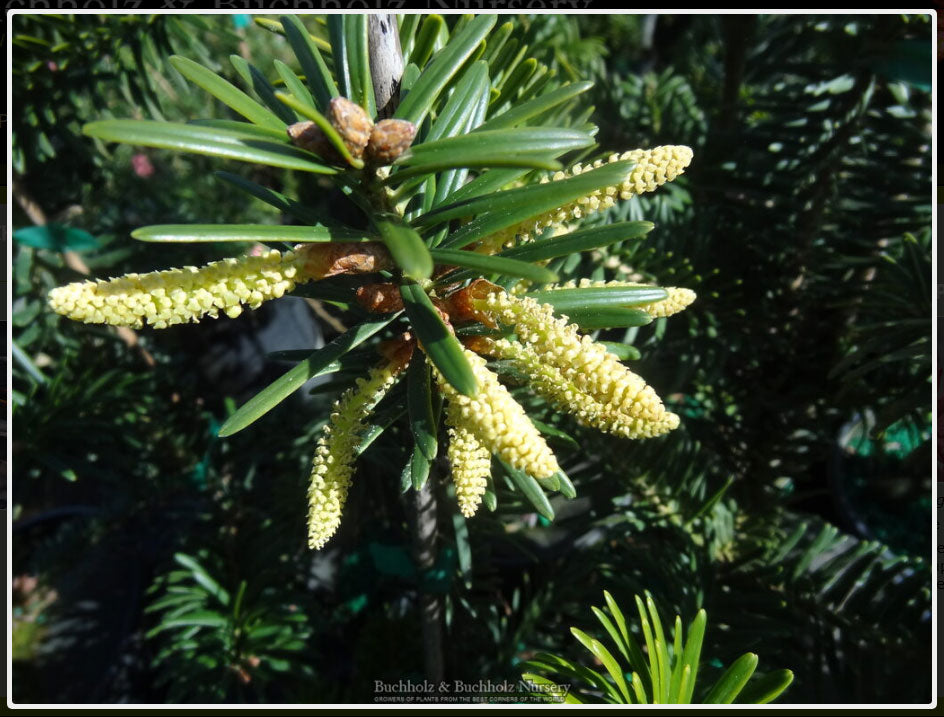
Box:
left=412, top=477, right=444, bottom=684
left=366, top=16, right=446, bottom=684
left=368, top=15, right=404, bottom=119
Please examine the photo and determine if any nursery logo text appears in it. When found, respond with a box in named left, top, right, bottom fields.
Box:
left=373, top=679, right=570, bottom=703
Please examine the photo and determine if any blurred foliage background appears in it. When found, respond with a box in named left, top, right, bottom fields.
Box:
left=11, top=13, right=932, bottom=704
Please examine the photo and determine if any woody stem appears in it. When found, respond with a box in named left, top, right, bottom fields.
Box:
left=367, top=17, right=445, bottom=684
left=412, top=473, right=445, bottom=684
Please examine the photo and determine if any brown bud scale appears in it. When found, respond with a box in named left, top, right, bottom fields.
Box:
left=355, top=282, right=404, bottom=314
left=378, top=332, right=416, bottom=371
left=442, top=279, right=502, bottom=327
left=461, top=335, right=495, bottom=356
left=365, top=119, right=417, bottom=165
left=296, top=242, right=394, bottom=280
left=328, top=97, right=373, bottom=159
left=286, top=121, right=342, bottom=164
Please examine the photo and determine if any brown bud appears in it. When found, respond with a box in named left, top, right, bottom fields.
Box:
left=442, top=279, right=502, bottom=327
left=365, top=119, right=417, bottom=165
left=355, top=282, right=404, bottom=314
left=430, top=297, right=454, bottom=331
left=295, top=242, right=394, bottom=280
left=378, top=332, right=415, bottom=371
left=461, top=335, right=495, bottom=356
left=328, top=97, right=373, bottom=159
left=286, top=121, right=342, bottom=164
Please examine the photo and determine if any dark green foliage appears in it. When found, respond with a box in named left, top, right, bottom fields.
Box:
left=146, top=552, right=315, bottom=702
left=12, top=15, right=224, bottom=211
left=444, top=12, right=930, bottom=705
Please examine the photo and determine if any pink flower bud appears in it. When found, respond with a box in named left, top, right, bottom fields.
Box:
left=131, top=153, right=154, bottom=178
